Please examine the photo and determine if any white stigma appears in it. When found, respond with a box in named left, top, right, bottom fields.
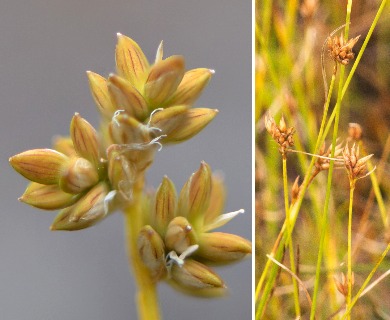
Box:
left=165, top=245, right=199, bottom=277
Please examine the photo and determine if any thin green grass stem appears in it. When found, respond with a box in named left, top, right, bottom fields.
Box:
left=256, top=72, right=337, bottom=319
left=259, top=0, right=273, bottom=48
left=321, top=0, right=386, bottom=144
left=362, top=146, right=388, bottom=228
left=254, top=229, right=282, bottom=303
left=309, top=74, right=337, bottom=320
left=256, top=23, right=280, bottom=88
left=347, top=180, right=355, bottom=320
left=341, top=0, right=388, bottom=100
left=283, top=157, right=301, bottom=317
left=286, top=0, right=298, bottom=42
left=313, top=3, right=353, bottom=316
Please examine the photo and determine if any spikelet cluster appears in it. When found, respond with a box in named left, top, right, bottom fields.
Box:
left=315, top=140, right=343, bottom=172
left=264, top=113, right=295, bottom=155
left=343, top=143, right=373, bottom=182
left=327, top=33, right=360, bottom=66
left=137, top=162, right=251, bottom=295
left=9, top=35, right=251, bottom=298
left=9, top=35, right=218, bottom=231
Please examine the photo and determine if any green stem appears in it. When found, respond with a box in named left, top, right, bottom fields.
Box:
left=313, top=3, right=354, bottom=316
left=283, top=156, right=301, bottom=317
left=124, top=180, right=161, bottom=320
left=286, top=0, right=298, bottom=42
left=347, top=180, right=355, bottom=320
left=310, top=72, right=336, bottom=320
left=254, top=228, right=283, bottom=303
left=367, top=160, right=388, bottom=228
left=321, top=0, right=387, bottom=145
left=310, top=14, right=352, bottom=316
left=256, top=77, right=335, bottom=318
left=361, top=141, right=389, bottom=228
left=283, top=157, right=291, bottom=237
left=341, top=0, right=388, bottom=100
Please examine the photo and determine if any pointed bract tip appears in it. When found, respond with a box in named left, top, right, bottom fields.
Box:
left=116, top=32, right=122, bottom=38
left=209, top=69, right=216, bottom=74
left=50, top=225, right=56, bottom=231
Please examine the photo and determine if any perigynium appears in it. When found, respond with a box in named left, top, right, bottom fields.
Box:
left=9, top=35, right=251, bottom=320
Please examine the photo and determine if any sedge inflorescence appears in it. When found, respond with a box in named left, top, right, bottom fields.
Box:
left=9, top=34, right=250, bottom=296
left=264, top=114, right=374, bottom=190
left=327, top=33, right=360, bottom=66
left=138, top=163, right=250, bottom=294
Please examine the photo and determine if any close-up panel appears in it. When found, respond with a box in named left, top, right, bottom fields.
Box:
left=0, top=1, right=251, bottom=319
left=255, top=0, right=389, bottom=319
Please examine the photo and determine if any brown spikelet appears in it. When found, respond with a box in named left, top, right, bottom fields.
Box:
left=265, top=113, right=295, bottom=155
left=327, top=33, right=361, bottom=66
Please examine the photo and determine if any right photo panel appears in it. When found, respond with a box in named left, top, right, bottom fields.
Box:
left=255, top=0, right=390, bottom=318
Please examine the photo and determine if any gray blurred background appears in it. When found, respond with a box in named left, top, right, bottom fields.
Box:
left=0, top=1, right=251, bottom=319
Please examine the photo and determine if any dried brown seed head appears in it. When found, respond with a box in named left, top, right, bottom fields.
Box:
left=315, top=140, right=343, bottom=171
left=264, top=113, right=295, bottom=154
left=343, top=143, right=374, bottom=181
left=328, top=33, right=361, bottom=66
